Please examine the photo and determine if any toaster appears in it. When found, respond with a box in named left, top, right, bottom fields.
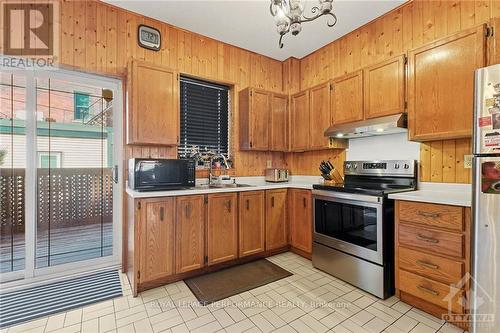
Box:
left=265, top=168, right=289, bottom=183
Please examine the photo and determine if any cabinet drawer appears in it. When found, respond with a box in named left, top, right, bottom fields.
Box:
left=399, top=270, right=464, bottom=314
left=399, top=201, right=463, bottom=231
left=399, top=246, right=464, bottom=285
left=398, top=224, right=464, bottom=258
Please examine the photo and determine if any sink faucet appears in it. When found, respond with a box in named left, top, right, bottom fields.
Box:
left=209, top=153, right=230, bottom=185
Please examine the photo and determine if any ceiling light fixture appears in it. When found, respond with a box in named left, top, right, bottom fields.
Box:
left=270, top=0, right=337, bottom=48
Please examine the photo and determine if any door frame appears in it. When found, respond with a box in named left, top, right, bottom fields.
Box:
left=0, top=64, right=123, bottom=289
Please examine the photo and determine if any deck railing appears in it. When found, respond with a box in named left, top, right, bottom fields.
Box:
left=0, top=168, right=113, bottom=235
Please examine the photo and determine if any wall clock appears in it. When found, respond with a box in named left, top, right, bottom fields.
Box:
left=138, top=24, right=161, bottom=51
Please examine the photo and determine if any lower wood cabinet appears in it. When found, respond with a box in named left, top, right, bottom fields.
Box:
left=266, top=189, right=288, bottom=250
left=239, top=191, right=265, bottom=257
left=207, top=193, right=238, bottom=265
left=289, top=189, right=312, bottom=254
left=395, top=200, right=471, bottom=330
left=175, top=195, right=205, bottom=274
left=138, top=198, right=176, bottom=284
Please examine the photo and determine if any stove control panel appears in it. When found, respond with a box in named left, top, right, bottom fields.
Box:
left=344, top=160, right=417, bottom=177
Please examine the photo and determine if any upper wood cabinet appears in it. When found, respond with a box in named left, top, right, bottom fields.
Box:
left=266, top=189, right=288, bottom=251
left=127, top=60, right=179, bottom=145
left=290, top=90, right=310, bottom=151
left=207, top=193, right=238, bottom=265
left=138, top=198, right=175, bottom=284
left=332, top=70, right=364, bottom=125
left=239, top=191, right=265, bottom=257
left=364, top=55, right=406, bottom=119
left=408, top=25, right=486, bottom=141
left=270, top=93, right=289, bottom=151
left=175, top=195, right=205, bottom=274
left=487, top=18, right=500, bottom=66
left=239, top=88, right=270, bottom=150
left=309, top=81, right=332, bottom=149
left=289, top=189, right=312, bottom=254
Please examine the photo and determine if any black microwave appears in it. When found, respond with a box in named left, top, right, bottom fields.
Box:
left=128, top=158, right=196, bottom=191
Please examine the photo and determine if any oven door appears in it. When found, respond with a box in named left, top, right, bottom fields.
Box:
left=313, top=190, right=384, bottom=265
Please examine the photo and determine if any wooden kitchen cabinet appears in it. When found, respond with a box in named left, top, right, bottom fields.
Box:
left=309, top=81, right=332, bottom=149
left=175, top=195, right=205, bottom=274
left=364, top=55, right=406, bottom=119
left=395, top=200, right=471, bottom=330
left=289, top=189, right=312, bottom=254
left=290, top=90, right=310, bottom=151
left=407, top=25, right=486, bottom=141
left=270, top=93, right=289, bottom=151
left=207, top=193, right=238, bottom=265
left=239, top=88, right=270, bottom=150
left=138, top=198, right=175, bottom=284
left=265, top=189, right=288, bottom=251
left=331, top=70, right=364, bottom=125
left=127, top=60, right=179, bottom=145
left=239, top=191, right=265, bottom=257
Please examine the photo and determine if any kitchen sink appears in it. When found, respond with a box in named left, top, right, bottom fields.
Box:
left=194, top=183, right=254, bottom=189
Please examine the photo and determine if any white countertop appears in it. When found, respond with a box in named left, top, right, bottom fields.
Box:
left=388, top=182, right=472, bottom=207
left=126, top=176, right=321, bottom=199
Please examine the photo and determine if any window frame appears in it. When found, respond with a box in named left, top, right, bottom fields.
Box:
left=37, top=151, right=62, bottom=168
left=178, top=75, right=232, bottom=160
left=73, top=91, right=91, bottom=121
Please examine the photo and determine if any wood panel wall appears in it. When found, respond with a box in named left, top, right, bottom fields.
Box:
left=58, top=0, right=288, bottom=176
left=295, top=0, right=500, bottom=182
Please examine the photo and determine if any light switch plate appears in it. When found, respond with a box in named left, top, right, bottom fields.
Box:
left=266, top=160, right=272, bottom=168
left=464, top=155, right=473, bottom=169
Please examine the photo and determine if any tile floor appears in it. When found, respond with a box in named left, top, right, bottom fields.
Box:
left=2, top=252, right=466, bottom=333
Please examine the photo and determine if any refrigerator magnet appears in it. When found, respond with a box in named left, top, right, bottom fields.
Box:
left=479, top=116, right=492, bottom=127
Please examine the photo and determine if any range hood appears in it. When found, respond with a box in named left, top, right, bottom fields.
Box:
left=324, top=113, right=408, bottom=139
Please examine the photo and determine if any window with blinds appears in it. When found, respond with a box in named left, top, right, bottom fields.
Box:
left=179, top=76, right=230, bottom=158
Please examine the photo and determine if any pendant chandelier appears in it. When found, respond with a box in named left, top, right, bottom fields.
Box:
left=270, top=0, right=337, bottom=48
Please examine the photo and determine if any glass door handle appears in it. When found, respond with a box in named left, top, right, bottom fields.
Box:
left=112, top=165, right=119, bottom=184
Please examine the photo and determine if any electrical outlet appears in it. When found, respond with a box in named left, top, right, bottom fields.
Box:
left=464, top=155, right=473, bottom=169
left=266, top=160, right=272, bottom=168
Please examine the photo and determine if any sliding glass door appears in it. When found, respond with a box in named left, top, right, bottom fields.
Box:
left=0, top=66, right=122, bottom=284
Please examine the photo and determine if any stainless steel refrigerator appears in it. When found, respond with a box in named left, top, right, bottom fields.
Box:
left=472, top=64, right=500, bottom=333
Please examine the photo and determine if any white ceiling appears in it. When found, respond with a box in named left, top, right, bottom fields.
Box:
left=104, top=0, right=406, bottom=61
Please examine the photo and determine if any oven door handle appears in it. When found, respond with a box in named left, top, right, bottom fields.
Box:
left=312, top=190, right=382, bottom=204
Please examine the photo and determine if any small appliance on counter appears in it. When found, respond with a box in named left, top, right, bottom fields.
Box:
left=265, top=168, right=289, bottom=183
left=312, top=159, right=417, bottom=299
left=128, top=158, right=195, bottom=191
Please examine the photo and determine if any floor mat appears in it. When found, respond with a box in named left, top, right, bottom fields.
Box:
left=0, top=270, right=122, bottom=328
left=185, top=259, right=292, bottom=305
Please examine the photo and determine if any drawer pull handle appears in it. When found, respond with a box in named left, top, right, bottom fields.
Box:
left=417, top=211, right=441, bottom=218
left=416, top=260, right=439, bottom=270
left=416, top=234, right=439, bottom=243
left=417, top=285, right=439, bottom=296
left=160, top=207, right=164, bottom=221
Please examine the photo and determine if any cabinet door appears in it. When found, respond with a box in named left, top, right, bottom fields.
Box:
left=127, top=60, right=179, bottom=145
left=408, top=25, right=486, bottom=141
left=290, top=90, right=310, bottom=151
left=309, top=81, right=332, bottom=149
left=239, top=191, right=265, bottom=257
left=270, top=93, right=289, bottom=151
left=332, top=71, right=364, bottom=125
left=175, top=195, right=205, bottom=274
left=266, top=189, right=288, bottom=250
left=364, top=55, right=405, bottom=119
left=250, top=89, right=271, bottom=150
left=207, top=193, right=238, bottom=265
left=289, top=190, right=312, bottom=254
left=139, top=198, right=175, bottom=283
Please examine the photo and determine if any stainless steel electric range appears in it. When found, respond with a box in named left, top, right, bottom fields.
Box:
left=312, top=160, right=417, bottom=299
